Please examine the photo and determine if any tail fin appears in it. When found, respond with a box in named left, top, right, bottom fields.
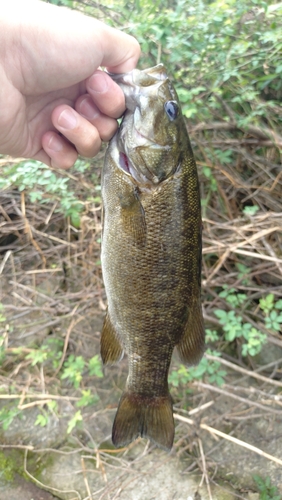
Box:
left=112, top=391, right=174, bottom=451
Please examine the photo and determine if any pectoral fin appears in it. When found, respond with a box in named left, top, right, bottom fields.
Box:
left=118, top=187, right=146, bottom=248
left=177, top=298, right=205, bottom=365
left=101, top=311, right=124, bottom=365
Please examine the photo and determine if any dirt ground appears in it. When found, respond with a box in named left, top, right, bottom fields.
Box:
left=1, top=145, right=282, bottom=499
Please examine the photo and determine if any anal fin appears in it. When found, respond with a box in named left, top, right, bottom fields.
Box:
left=177, top=298, right=205, bottom=365
left=101, top=311, right=124, bottom=365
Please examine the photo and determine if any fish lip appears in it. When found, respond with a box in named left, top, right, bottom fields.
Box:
left=134, top=126, right=155, bottom=146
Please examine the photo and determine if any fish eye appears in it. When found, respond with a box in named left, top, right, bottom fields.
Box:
left=164, top=100, right=179, bottom=121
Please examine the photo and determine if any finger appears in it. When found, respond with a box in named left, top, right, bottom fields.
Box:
left=86, top=70, right=125, bottom=119
left=42, top=131, right=78, bottom=169
left=51, top=105, right=102, bottom=158
left=75, top=94, right=118, bottom=141
left=32, top=149, right=53, bottom=168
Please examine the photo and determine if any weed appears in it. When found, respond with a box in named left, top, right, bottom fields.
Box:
left=243, top=205, right=260, bottom=216
left=35, top=413, right=50, bottom=428
left=0, top=405, right=23, bottom=431
left=169, top=348, right=227, bottom=388
left=0, top=160, right=84, bottom=226
left=0, top=303, right=6, bottom=323
left=61, top=355, right=86, bottom=389
left=25, top=347, right=50, bottom=366
left=253, top=475, right=281, bottom=500
left=215, top=286, right=269, bottom=357
left=60, top=354, right=103, bottom=389
left=0, top=451, right=14, bottom=482
left=169, top=285, right=275, bottom=389
left=34, top=401, right=59, bottom=428
left=260, top=294, right=282, bottom=332
left=88, top=355, right=104, bottom=378
left=214, top=308, right=267, bottom=356
left=76, top=389, right=99, bottom=408
left=67, top=410, right=83, bottom=434
left=0, top=338, right=102, bottom=432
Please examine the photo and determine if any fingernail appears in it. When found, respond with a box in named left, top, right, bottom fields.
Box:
left=88, top=72, right=109, bottom=93
left=58, top=108, right=77, bottom=129
left=79, top=97, right=100, bottom=120
left=48, top=135, right=63, bottom=152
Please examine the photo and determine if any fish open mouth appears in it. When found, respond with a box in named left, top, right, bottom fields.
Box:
left=119, top=152, right=132, bottom=175
left=119, top=152, right=157, bottom=185
left=119, top=152, right=146, bottom=182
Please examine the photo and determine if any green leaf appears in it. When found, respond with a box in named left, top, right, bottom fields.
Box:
left=67, top=410, right=83, bottom=434
left=243, top=205, right=260, bottom=216
left=88, top=355, right=103, bottom=378
left=35, top=414, right=49, bottom=427
left=25, top=348, right=49, bottom=366
left=76, top=390, right=99, bottom=408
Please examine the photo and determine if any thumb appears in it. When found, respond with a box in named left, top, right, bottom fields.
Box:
left=97, top=23, right=141, bottom=73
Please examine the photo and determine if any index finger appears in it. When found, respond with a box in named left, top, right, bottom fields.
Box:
left=85, top=70, right=125, bottom=118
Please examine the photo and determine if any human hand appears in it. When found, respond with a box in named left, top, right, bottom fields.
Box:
left=0, top=0, right=140, bottom=168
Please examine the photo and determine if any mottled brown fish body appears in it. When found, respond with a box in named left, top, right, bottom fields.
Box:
left=101, top=65, right=205, bottom=450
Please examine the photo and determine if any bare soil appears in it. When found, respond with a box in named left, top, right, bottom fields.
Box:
left=1, top=133, right=282, bottom=499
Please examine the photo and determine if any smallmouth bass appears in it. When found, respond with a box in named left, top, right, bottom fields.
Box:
left=101, top=64, right=205, bottom=451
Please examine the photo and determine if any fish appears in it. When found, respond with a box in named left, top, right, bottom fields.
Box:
left=100, top=64, right=205, bottom=451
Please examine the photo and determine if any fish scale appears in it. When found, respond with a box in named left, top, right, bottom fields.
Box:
left=100, top=64, right=205, bottom=450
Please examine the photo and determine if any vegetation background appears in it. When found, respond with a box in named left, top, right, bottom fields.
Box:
left=0, top=0, right=282, bottom=498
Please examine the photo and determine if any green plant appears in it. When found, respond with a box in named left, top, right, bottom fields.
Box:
left=61, top=354, right=103, bottom=389
left=76, top=389, right=99, bottom=408
left=0, top=304, right=7, bottom=364
left=0, top=160, right=84, bottom=227
left=243, top=205, right=260, bottom=216
left=35, top=414, right=49, bottom=427
left=0, top=451, right=14, bottom=482
left=25, top=338, right=64, bottom=371
left=0, top=405, right=22, bottom=431
left=61, top=355, right=86, bottom=389
left=260, top=294, right=282, bottom=332
left=25, top=347, right=50, bottom=366
left=214, top=287, right=268, bottom=356
left=235, top=263, right=251, bottom=285
left=88, top=355, right=104, bottom=378
left=46, top=0, right=75, bottom=6
left=253, top=475, right=281, bottom=500
left=67, top=410, right=83, bottom=434
left=0, top=303, right=6, bottom=323
left=34, top=401, right=59, bottom=428
left=169, top=347, right=227, bottom=388
left=106, top=0, right=281, bottom=127
left=219, top=286, right=247, bottom=307
left=215, top=308, right=267, bottom=356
